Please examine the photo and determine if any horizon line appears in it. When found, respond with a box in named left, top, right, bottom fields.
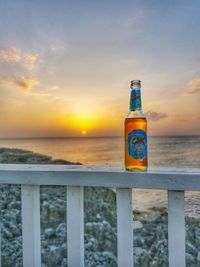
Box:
left=0, top=134, right=200, bottom=140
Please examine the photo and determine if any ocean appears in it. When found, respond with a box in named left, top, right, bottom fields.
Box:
left=1, top=136, right=200, bottom=168
left=0, top=136, right=200, bottom=217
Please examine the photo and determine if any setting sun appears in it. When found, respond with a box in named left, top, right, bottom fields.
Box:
left=81, top=130, right=87, bottom=135
left=68, top=113, right=97, bottom=132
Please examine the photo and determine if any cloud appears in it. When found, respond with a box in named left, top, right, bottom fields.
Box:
left=50, top=86, right=60, bottom=91
left=0, top=47, right=39, bottom=69
left=0, top=75, right=39, bottom=91
left=144, top=111, right=168, bottom=121
left=0, top=47, right=21, bottom=62
left=187, top=77, right=200, bottom=94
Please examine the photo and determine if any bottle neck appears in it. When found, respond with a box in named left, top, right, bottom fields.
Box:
left=129, top=86, right=142, bottom=111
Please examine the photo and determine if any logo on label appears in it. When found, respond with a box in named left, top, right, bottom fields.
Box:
left=130, top=89, right=141, bottom=111
left=128, top=129, right=147, bottom=159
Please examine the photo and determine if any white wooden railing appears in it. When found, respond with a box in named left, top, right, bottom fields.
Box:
left=0, top=164, right=200, bottom=267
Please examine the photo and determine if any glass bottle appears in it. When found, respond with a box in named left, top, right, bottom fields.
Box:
left=125, top=80, right=148, bottom=171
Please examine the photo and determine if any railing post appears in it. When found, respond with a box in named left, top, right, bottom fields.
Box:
left=67, top=186, right=84, bottom=267
left=117, top=188, right=133, bottom=267
left=168, top=190, right=185, bottom=267
left=21, top=185, right=41, bottom=267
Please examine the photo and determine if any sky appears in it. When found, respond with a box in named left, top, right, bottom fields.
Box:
left=0, top=0, right=200, bottom=137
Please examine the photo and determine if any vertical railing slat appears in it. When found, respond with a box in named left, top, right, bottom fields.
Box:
left=67, top=186, right=84, bottom=267
left=0, top=223, right=1, bottom=267
left=168, top=190, right=185, bottom=267
left=117, top=188, right=133, bottom=267
left=21, top=185, right=41, bottom=267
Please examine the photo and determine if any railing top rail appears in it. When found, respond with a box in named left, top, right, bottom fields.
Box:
left=0, top=164, right=199, bottom=173
left=0, top=164, right=199, bottom=190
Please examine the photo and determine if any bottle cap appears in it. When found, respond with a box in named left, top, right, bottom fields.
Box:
left=130, top=80, right=141, bottom=87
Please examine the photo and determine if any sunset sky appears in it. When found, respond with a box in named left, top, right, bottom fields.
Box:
left=0, top=0, right=200, bottom=137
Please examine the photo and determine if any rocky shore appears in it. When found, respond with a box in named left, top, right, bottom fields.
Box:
left=0, top=148, right=199, bottom=267
left=0, top=147, right=81, bottom=165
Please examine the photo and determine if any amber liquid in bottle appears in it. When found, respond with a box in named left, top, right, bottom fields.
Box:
left=125, top=80, right=148, bottom=171
left=125, top=117, right=147, bottom=171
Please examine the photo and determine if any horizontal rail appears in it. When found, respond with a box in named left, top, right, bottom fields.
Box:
left=0, top=164, right=199, bottom=190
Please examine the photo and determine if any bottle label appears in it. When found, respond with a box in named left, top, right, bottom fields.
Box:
left=130, top=89, right=141, bottom=111
left=128, top=129, right=147, bottom=159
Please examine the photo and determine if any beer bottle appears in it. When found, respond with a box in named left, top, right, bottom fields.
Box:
left=125, top=80, right=148, bottom=171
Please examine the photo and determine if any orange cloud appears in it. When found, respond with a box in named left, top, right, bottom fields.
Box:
left=0, top=47, right=39, bottom=69
left=0, top=75, right=39, bottom=91
left=187, top=77, right=200, bottom=94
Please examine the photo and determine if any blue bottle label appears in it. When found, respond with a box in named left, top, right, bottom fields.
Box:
left=130, top=89, right=141, bottom=111
left=128, top=129, right=147, bottom=159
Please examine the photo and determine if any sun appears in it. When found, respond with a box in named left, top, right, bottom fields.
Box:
left=61, top=108, right=98, bottom=135
left=81, top=130, right=87, bottom=135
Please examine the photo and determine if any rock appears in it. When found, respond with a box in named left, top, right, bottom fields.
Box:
left=134, top=236, right=144, bottom=247
left=186, top=242, right=198, bottom=256
left=9, top=224, right=20, bottom=236
left=134, top=210, right=161, bottom=222
left=43, top=245, right=62, bottom=266
left=102, top=251, right=117, bottom=265
left=56, top=223, right=66, bottom=239
left=85, top=251, right=117, bottom=267
left=41, top=201, right=49, bottom=218
left=7, top=201, right=21, bottom=210
left=85, top=237, right=98, bottom=251
left=61, top=243, right=67, bottom=257
left=133, top=220, right=143, bottom=230
left=61, top=258, right=67, bottom=267
left=135, top=249, right=151, bottom=267
left=44, top=228, right=55, bottom=238
left=4, top=211, right=18, bottom=224
left=186, top=253, right=196, bottom=265
left=135, top=247, right=144, bottom=256
left=156, top=225, right=166, bottom=240
left=3, top=227, right=13, bottom=239
left=150, top=206, right=167, bottom=215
